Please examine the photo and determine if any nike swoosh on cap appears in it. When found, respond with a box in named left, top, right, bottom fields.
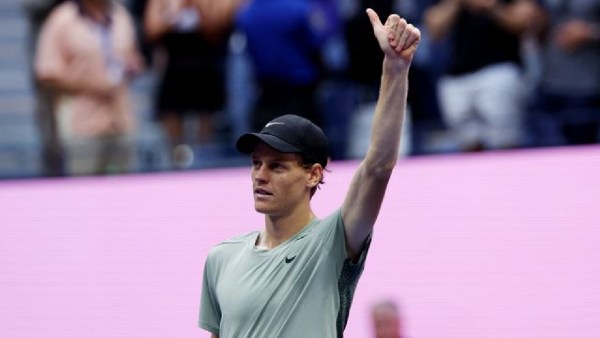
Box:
left=265, top=122, right=285, bottom=128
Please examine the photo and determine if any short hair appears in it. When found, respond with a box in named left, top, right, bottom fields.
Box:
left=371, top=300, right=400, bottom=315
left=298, top=154, right=327, bottom=198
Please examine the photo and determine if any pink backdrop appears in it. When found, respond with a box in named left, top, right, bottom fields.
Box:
left=1, top=146, right=599, bottom=338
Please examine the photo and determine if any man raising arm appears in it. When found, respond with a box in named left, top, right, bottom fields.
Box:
left=343, top=9, right=420, bottom=260
left=199, top=8, right=420, bottom=338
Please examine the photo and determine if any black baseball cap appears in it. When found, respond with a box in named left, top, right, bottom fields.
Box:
left=236, top=114, right=329, bottom=168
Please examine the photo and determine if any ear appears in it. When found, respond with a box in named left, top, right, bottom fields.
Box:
left=306, top=163, right=323, bottom=189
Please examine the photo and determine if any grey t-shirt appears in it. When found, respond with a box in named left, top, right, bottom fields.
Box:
left=199, top=209, right=371, bottom=338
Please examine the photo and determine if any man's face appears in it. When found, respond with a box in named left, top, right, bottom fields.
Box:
left=250, top=143, right=312, bottom=216
left=372, top=309, right=401, bottom=338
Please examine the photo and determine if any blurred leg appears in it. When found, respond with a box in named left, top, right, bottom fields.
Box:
left=475, top=63, right=525, bottom=150
left=438, top=75, right=479, bottom=151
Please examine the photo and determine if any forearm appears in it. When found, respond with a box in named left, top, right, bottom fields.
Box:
left=486, top=0, right=541, bottom=35
left=36, top=67, right=113, bottom=98
left=589, top=23, right=600, bottom=41
left=364, top=59, right=409, bottom=176
left=37, top=71, right=85, bottom=95
left=144, top=0, right=175, bottom=42
left=342, top=9, right=419, bottom=259
left=424, top=0, right=461, bottom=41
left=196, top=0, right=241, bottom=39
left=342, top=59, right=409, bottom=258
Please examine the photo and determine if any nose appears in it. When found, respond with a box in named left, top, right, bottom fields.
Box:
left=253, top=164, right=268, bottom=183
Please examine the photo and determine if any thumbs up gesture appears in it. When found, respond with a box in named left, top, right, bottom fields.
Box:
left=366, top=8, right=421, bottom=65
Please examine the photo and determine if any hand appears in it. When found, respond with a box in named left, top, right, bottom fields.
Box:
left=462, top=0, right=498, bottom=12
left=68, top=57, right=118, bottom=98
left=554, top=19, right=596, bottom=53
left=366, top=8, right=421, bottom=64
left=124, top=53, right=145, bottom=79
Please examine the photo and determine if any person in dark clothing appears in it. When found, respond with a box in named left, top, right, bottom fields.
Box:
left=424, top=0, right=544, bottom=152
left=527, top=0, right=600, bottom=147
left=144, top=0, right=240, bottom=168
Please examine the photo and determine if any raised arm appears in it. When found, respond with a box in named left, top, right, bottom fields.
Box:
left=424, top=0, right=461, bottom=41
left=425, top=0, right=544, bottom=41
left=195, top=0, right=242, bottom=40
left=470, top=0, right=544, bottom=35
left=341, top=9, right=420, bottom=261
left=144, top=0, right=179, bottom=42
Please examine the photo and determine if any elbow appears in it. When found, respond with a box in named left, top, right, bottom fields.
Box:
left=35, top=68, right=56, bottom=89
left=146, top=27, right=165, bottom=43
left=143, top=27, right=161, bottom=43
left=424, top=20, right=448, bottom=41
left=363, top=146, right=399, bottom=179
left=375, top=164, right=396, bottom=179
left=423, top=15, right=446, bottom=41
left=364, top=160, right=396, bottom=180
left=504, top=2, right=545, bottom=34
left=143, top=17, right=167, bottom=43
left=428, top=28, right=445, bottom=42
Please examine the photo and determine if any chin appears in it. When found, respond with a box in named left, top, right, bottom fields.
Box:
left=254, top=203, right=270, bottom=215
left=254, top=203, right=280, bottom=216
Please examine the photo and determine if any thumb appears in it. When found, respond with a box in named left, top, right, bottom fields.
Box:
left=366, top=8, right=383, bottom=29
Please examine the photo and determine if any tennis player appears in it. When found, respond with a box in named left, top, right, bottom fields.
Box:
left=199, top=8, right=421, bottom=338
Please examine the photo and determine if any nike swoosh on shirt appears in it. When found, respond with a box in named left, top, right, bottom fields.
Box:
left=285, top=255, right=297, bottom=264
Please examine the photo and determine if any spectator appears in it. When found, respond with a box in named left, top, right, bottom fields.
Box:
left=528, top=0, right=600, bottom=146
left=424, top=0, right=543, bottom=152
left=304, top=0, right=348, bottom=160
left=23, top=0, right=67, bottom=177
left=144, top=0, right=240, bottom=169
left=371, top=300, right=406, bottom=338
left=35, top=0, right=143, bottom=176
left=235, top=0, right=334, bottom=132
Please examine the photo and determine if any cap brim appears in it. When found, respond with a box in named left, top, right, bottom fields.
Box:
left=236, top=133, right=302, bottom=154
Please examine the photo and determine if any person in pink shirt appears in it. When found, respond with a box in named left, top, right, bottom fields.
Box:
left=35, top=0, right=143, bottom=175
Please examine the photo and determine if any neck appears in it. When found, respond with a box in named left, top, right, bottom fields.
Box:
left=81, top=0, right=111, bottom=24
left=257, top=206, right=315, bottom=249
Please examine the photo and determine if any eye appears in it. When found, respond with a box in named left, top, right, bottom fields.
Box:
left=269, top=162, right=285, bottom=171
left=251, top=160, right=261, bottom=169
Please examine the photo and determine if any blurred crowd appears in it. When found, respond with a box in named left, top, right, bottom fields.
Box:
left=21, top=0, right=600, bottom=177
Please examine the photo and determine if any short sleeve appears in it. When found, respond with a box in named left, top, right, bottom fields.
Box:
left=199, top=255, right=221, bottom=334
left=318, top=208, right=349, bottom=270
left=35, top=6, right=67, bottom=80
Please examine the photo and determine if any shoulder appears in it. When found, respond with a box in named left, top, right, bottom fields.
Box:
left=112, top=1, right=132, bottom=17
left=221, top=231, right=258, bottom=245
left=112, top=1, right=135, bottom=23
left=316, top=208, right=343, bottom=228
left=206, top=231, right=258, bottom=262
left=39, top=2, right=79, bottom=41
left=45, top=2, right=78, bottom=26
left=306, top=208, right=344, bottom=238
